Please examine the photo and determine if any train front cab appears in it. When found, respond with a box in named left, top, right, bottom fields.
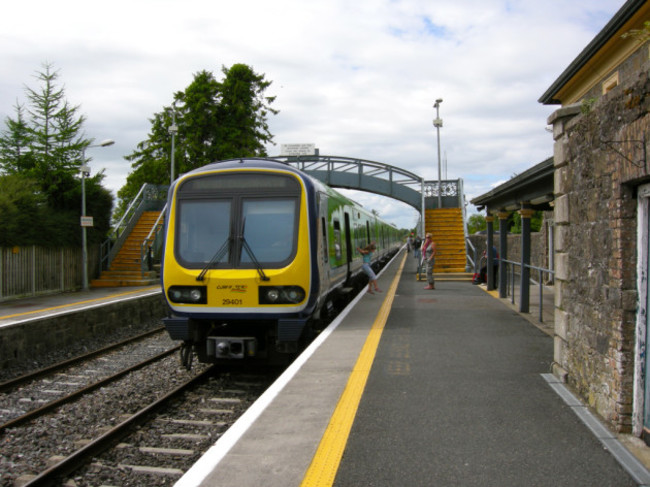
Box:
left=162, top=166, right=317, bottom=366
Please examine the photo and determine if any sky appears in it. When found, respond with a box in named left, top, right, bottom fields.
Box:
left=0, top=0, right=628, bottom=229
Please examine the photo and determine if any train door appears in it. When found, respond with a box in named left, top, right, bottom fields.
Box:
left=344, top=212, right=353, bottom=281
left=319, top=194, right=330, bottom=289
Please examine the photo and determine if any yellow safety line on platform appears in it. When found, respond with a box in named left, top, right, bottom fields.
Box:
left=478, top=285, right=500, bottom=298
left=0, top=286, right=160, bottom=320
left=300, top=253, right=407, bottom=487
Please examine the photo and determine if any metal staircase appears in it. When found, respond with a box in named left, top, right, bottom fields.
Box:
left=419, top=208, right=472, bottom=281
left=92, top=184, right=167, bottom=288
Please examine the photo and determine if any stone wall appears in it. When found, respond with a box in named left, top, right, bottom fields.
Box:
left=550, top=66, right=650, bottom=433
left=467, top=213, right=553, bottom=272
left=0, top=292, right=167, bottom=370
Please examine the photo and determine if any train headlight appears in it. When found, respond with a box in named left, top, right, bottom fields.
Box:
left=259, top=286, right=306, bottom=305
left=168, top=286, right=207, bottom=304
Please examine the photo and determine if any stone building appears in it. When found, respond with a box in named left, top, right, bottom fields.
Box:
left=539, top=0, right=650, bottom=437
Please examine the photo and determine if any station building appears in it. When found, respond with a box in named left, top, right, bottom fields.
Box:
left=541, top=0, right=649, bottom=437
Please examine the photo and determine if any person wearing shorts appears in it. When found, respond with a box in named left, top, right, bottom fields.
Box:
left=357, top=242, right=381, bottom=294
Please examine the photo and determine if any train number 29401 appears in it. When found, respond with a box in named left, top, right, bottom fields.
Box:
left=222, top=298, right=243, bottom=306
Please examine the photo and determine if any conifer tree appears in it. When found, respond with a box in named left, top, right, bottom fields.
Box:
left=0, top=62, right=113, bottom=246
left=0, top=102, right=34, bottom=174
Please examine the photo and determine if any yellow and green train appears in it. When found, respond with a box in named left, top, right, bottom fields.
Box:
left=161, top=158, right=401, bottom=365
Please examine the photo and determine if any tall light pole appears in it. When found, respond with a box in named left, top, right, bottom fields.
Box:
left=81, top=138, right=115, bottom=291
left=433, top=99, right=443, bottom=209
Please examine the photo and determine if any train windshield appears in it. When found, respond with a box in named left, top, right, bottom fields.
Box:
left=241, top=199, right=296, bottom=263
left=177, top=200, right=232, bottom=265
left=175, top=172, right=301, bottom=269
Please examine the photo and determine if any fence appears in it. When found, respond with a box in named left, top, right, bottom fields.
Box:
left=0, top=246, right=99, bottom=301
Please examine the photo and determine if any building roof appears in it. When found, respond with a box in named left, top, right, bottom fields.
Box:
left=471, top=157, right=554, bottom=212
left=539, top=0, right=647, bottom=105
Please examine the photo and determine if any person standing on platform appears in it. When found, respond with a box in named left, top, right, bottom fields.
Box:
left=413, top=235, right=422, bottom=261
left=357, top=242, right=381, bottom=294
left=422, top=233, right=436, bottom=290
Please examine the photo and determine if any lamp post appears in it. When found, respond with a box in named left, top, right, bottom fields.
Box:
left=81, top=138, right=115, bottom=291
left=433, top=99, right=443, bottom=209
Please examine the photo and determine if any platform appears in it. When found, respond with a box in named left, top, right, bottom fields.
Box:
left=0, top=285, right=161, bottom=328
left=0, top=285, right=164, bottom=371
left=177, top=250, right=650, bottom=487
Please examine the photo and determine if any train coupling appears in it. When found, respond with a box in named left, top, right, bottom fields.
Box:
left=207, top=336, right=257, bottom=359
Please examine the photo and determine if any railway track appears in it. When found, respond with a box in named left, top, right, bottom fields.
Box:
left=0, top=326, right=166, bottom=393
left=9, top=365, right=276, bottom=487
left=1, top=257, right=390, bottom=486
left=0, top=329, right=278, bottom=487
left=0, top=328, right=192, bottom=486
left=0, top=328, right=174, bottom=430
left=59, top=371, right=274, bottom=486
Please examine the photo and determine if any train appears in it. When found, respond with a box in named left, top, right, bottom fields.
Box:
left=161, top=158, right=402, bottom=367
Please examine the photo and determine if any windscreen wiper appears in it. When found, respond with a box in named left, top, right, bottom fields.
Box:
left=239, top=218, right=270, bottom=281
left=196, top=237, right=231, bottom=281
left=240, top=237, right=270, bottom=281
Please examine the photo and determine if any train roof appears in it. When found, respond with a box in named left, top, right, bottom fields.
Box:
left=182, top=158, right=330, bottom=192
left=177, top=158, right=397, bottom=229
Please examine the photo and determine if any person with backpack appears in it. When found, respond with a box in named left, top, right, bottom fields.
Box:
left=413, top=235, right=422, bottom=261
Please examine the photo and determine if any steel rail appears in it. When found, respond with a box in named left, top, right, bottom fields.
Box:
left=0, top=326, right=166, bottom=393
left=0, top=344, right=180, bottom=434
left=23, top=365, right=216, bottom=487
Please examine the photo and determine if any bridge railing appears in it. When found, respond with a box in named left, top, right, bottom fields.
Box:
left=422, top=179, right=464, bottom=209
left=272, top=155, right=425, bottom=211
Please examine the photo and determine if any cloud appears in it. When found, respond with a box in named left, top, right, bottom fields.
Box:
left=0, top=0, right=627, bottom=227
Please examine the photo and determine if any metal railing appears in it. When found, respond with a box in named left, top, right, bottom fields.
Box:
left=466, top=238, right=477, bottom=272
left=100, top=183, right=168, bottom=271
left=500, top=259, right=554, bottom=322
left=140, top=204, right=167, bottom=278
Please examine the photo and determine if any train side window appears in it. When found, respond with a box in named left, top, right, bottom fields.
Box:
left=333, top=219, right=342, bottom=260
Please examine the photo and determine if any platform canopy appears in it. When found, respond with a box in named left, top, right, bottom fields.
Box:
left=471, top=157, right=554, bottom=213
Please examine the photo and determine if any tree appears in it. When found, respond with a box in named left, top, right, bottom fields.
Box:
left=0, top=102, right=34, bottom=174
left=117, top=64, right=278, bottom=214
left=0, top=62, right=113, bottom=246
left=0, top=175, right=45, bottom=246
left=23, top=63, right=88, bottom=205
left=467, top=213, right=486, bottom=234
left=215, top=63, right=277, bottom=158
left=508, top=210, right=542, bottom=234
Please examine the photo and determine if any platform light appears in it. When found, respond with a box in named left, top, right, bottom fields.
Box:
left=433, top=99, right=443, bottom=210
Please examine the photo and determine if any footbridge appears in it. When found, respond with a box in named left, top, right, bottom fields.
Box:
left=269, top=154, right=465, bottom=217
left=271, top=155, right=470, bottom=274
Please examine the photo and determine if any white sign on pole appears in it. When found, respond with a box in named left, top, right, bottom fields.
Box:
left=80, top=216, right=94, bottom=227
left=280, top=144, right=316, bottom=156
